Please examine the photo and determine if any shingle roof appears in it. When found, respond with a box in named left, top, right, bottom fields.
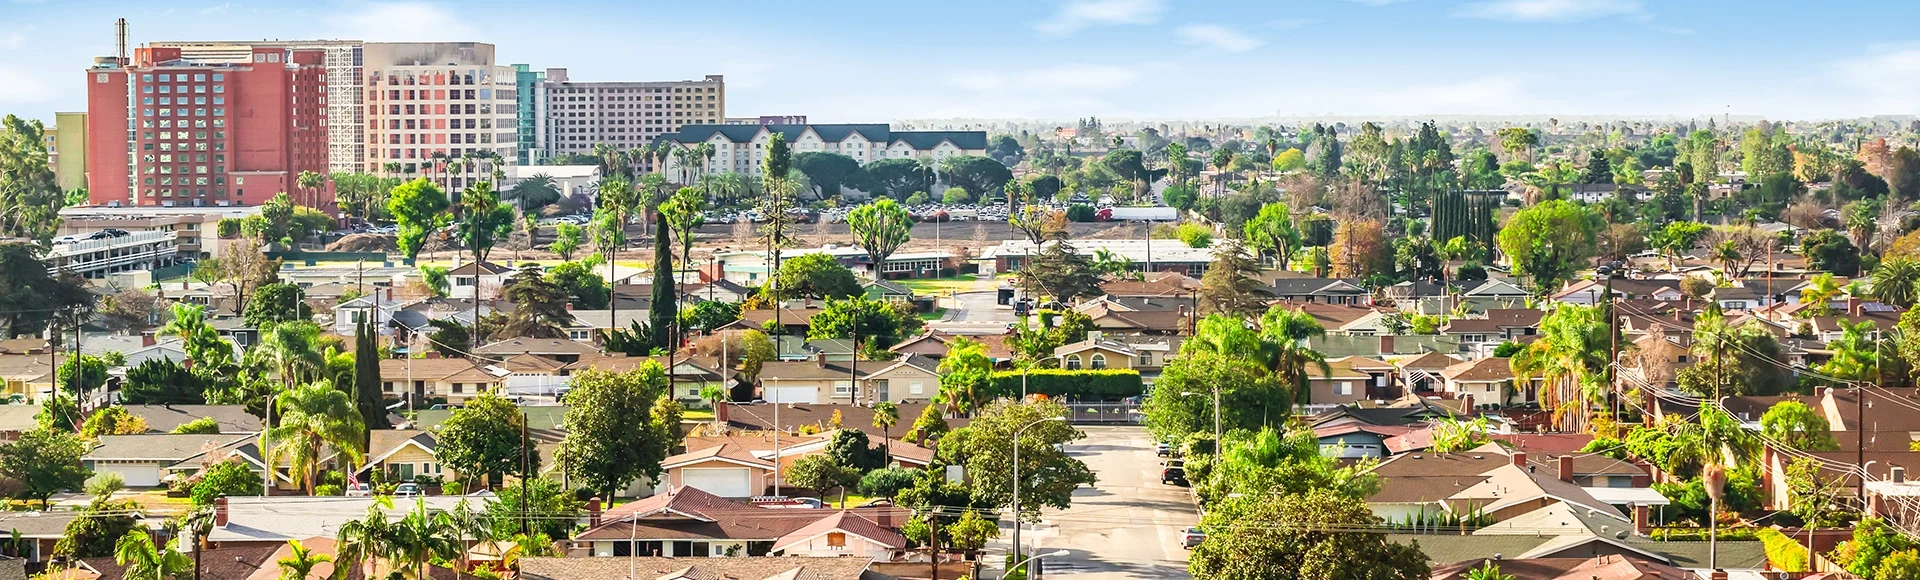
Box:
left=123, top=405, right=262, bottom=433
left=87, top=434, right=252, bottom=461
left=446, top=261, right=514, bottom=276
left=759, top=360, right=869, bottom=380
left=657, top=123, right=985, bottom=152
left=774, top=511, right=907, bottom=552
left=473, top=337, right=601, bottom=356
left=1442, top=357, right=1515, bottom=382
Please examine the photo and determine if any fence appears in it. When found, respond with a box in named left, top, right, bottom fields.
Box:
left=1063, top=401, right=1142, bottom=424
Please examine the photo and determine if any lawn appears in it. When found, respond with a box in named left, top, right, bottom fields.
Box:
left=917, top=308, right=948, bottom=321
left=896, top=275, right=980, bottom=295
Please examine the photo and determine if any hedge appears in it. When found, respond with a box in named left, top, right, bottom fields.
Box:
left=986, top=369, right=1143, bottom=400
left=1757, top=528, right=1808, bottom=571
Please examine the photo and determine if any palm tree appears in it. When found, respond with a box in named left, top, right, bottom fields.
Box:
left=297, top=171, right=325, bottom=210
left=159, top=303, right=231, bottom=371
left=695, top=142, right=717, bottom=192
left=335, top=499, right=395, bottom=579
left=1253, top=308, right=1330, bottom=409
left=445, top=499, right=492, bottom=574
left=277, top=538, right=333, bottom=580
left=711, top=172, right=745, bottom=205
left=268, top=381, right=366, bottom=494
left=1874, top=258, right=1920, bottom=308
left=873, top=401, right=898, bottom=458
left=252, top=322, right=326, bottom=385
left=1510, top=304, right=1612, bottom=432
left=114, top=530, right=191, bottom=580
left=387, top=499, right=463, bottom=580
left=1801, top=272, right=1845, bottom=316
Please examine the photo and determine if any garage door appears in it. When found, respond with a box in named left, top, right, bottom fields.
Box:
left=765, top=387, right=817, bottom=404
left=99, top=463, right=160, bottom=487
left=683, top=467, right=752, bottom=497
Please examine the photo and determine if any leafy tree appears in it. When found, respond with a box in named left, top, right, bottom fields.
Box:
left=505, top=172, right=563, bottom=211
left=738, top=329, right=775, bottom=381
left=1014, top=241, right=1102, bottom=302
left=418, top=265, right=451, bottom=298
left=351, top=319, right=389, bottom=431
left=486, top=477, right=582, bottom=540
left=0, top=243, right=96, bottom=338
left=775, top=253, right=862, bottom=299
left=56, top=353, right=109, bottom=398
left=1, top=428, right=90, bottom=507
left=940, top=156, right=1013, bottom=198
left=682, top=300, right=742, bottom=332
left=172, top=417, right=221, bottom=435
left=0, top=116, right=67, bottom=243
left=902, top=403, right=949, bottom=444
left=1496, top=200, right=1598, bottom=292
left=243, top=283, right=313, bottom=328
left=794, top=152, right=868, bottom=198
left=98, top=288, right=156, bottom=330
left=80, top=406, right=150, bottom=438
left=937, top=399, right=1094, bottom=521
left=435, top=393, right=536, bottom=489
left=558, top=365, right=678, bottom=500
left=936, top=338, right=995, bottom=417
left=1243, top=203, right=1301, bottom=267
left=1199, top=239, right=1266, bottom=317
left=1802, top=229, right=1862, bottom=277
left=858, top=466, right=918, bottom=499
left=1760, top=401, right=1838, bottom=452
left=122, top=357, right=211, bottom=405
left=189, top=459, right=263, bottom=507
left=1836, top=517, right=1916, bottom=578
left=825, top=429, right=886, bottom=471
left=867, top=158, right=932, bottom=198
left=550, top=222, right=584, bottom=260
left=648, top=211, right=678, bottom=350
left=1189, top=489, right=1428, bottom=580
left=787, top=453, right=861, bottom=504
left=426, top=318, right=469, bottom=358
left=269, top=382, right=366, bottom=494
left=496, top=268, right=574, bottom=340
left=847, top=198, right=914, bottom=276
left=386, top=178, right=451, bottom=262
left=1194, top=428, right=1379, bottom=505
left=807, top=297, right=921, bottom=349
left=545, top=261, right=609, bottom=310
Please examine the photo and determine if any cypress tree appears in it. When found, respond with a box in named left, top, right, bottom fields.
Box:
left=354, top=318, right=391, bottom=430
left=648, top=217, right=677, bottom=351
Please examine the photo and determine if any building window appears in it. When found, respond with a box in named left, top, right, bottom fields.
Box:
left=1090, top=354, right=1107, bottom=370
left=826, top=532, right=846, bottom=548
left=1065, top=355, right=1082, bottom=370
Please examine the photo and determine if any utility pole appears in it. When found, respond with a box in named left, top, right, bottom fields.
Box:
left=521, top=409, right=530, bottom=536
left=1602, top=263, right=1618, bottom=424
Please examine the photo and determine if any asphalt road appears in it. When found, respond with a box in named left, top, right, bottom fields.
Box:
left=1020, top=425, right=1197, bottom=580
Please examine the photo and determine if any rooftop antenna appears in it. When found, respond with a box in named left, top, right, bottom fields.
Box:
left=115, top=18, right=128, bottom=60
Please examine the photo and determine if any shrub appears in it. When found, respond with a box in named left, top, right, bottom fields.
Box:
left=444, top=480, right=466, bottom=495
left=942, top=188, right=972, bottom=204
left=314, top=484, right=343, bottom=497
left=1175, top=223, right=1213, bottom=248
left=985, top=369, right=1143, bottom=400
left=1758, top=527, right=1808, bottom=571
left=857, top=467, right=918, bottom=499
left=171, top=417, right=220, bottom=434
left=1066, top=204, right=1097, bottom=222
left=905, top=191, right=930, bottom=205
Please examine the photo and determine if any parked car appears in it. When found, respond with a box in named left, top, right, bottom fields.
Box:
left=393, top=483, right=423, bottom=498
left=345, top=483, right=372, bottom=497
left=1155, top=443, right=1173, bottom=457
left=1161, top=461, right=1187, bottom=486
left=1181, top=527, right=1206, bottom=549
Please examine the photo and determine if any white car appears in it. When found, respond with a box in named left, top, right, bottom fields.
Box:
left=345, top=483, right=372, bottom=497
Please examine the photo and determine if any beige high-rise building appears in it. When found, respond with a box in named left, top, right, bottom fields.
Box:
left=534, top=68, right=723, bottom=161
left=50, top=112, right=87, bottom=192
left=361, top=43, right=518, bottom=188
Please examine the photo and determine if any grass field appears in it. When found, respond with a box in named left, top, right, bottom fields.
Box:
left=896, top=275, right=980, bottom=295
left=917, top=308, right=948, bottom=321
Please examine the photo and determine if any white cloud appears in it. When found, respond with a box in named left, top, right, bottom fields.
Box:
left=1836, top=45, right=1920, bottom=115
left=944, top=64, right=1142, bottom=93
left=1452, top=0, right=1644, bottom=23
left=1033, top=0, right=1165, bottom=36
left=328, top=2, right=479, bottom=42
left=1175, top=24, right=1263, bottom=53
left=0, top=28, right=27, bottom=50
left=1364, top=75, right=1562, bottom=115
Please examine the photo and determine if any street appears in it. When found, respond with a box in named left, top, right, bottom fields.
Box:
left=1019, top=425, right=1197, bottom=579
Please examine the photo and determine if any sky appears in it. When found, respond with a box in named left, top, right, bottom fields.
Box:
left=5, top=0, right=1920, bottom=124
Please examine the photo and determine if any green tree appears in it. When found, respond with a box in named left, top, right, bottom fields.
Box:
left=56, top=353, right=109, bottom=398
left=937, top=399, right=1094, bottom=521
left=936, top=339, right=995, bottom=417
left=1, top=428, right=91, bottom=507
left=1014, top=241, right=1103, bottom=302
left=269, top=382, right=366, bottom=495
left=80, top=406, right=149, bottom=438
left=243, top=283, right=313, bottom=328
left=659, top=187, right=708, bottom=283
left=1198, top=239, right=1266, bottom=317
left=807, top=297, right=921, bottom=349
left=787, top=453, right=861, bottom=504
left=0, top=243, right=96, bottom=337
left=867, top=158, right=932, bottom=198
left=648, top=208, right=678, bottom=350
left=558, top=365, right=677, bottom=500
left=682, top=300, right=741, bottom=332
left=0, top=116, right=67, bottom=243
left=545, top=261, right=609, bottom=310
left=497, top=268, right=574, bottom=339
left=940, top=155, right=1014, bottom=198
left=1243, top=203, right=1301, bottom=267
left=113, top=528, right=192, bottom=580
left=1836, top=517, right=1916, bottom=578
left=386, top=178, right=450, bottom=262
left=459, top=180, right=515, bottom=343
left=858, top=466, right=918, bottom=500
left=775, top=253, right=862, bottom=299
left=825, top=429, right=886, bottom=471
left=352, top=319, right=390, bottom=431
left=794, top=152, right=869, bottom=198
left=276, top=537, right=333, bottom=580
left=1874, top=258, right=1920, bottom=308
left=550, top=222, right=584, bottom=261
left=1512, top=304, right=1616, bottom=432
left=486, top=477, right=582, bottom=541
left=434, top=393, right=535, bottom=489
left=190, top=459, right=263, bottom=507
left=1496, top=200, right=1598, bottom=292
left=847, top=198, right=914, bottom=277
left=1761, top=401, right=1838, bottom=451
left=171, top=417, right=220, bottom=434
left=1189, top=489, right=1428, bottom=580
left=121, top=358, right=208, bottom=405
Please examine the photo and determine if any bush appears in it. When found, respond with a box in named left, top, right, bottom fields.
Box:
left=858, top=467, right=918, bottom=499
left=314, top=484, right=343, bottom=497
left=986, top=369, right=1143, bottom=400
left=190, top=460, right=264, bottom=507
left=1066, top=204, right=1097, bottom=222
left=444, top=480, right=466, bottom=495
left=1175, top=223, right=1213, bottom=248
left=171, top=417, right=220, bottom=434
left=942, top=188, right=972, bottom=204
left=1758, top=527, right=1809, bottom=571
left=905, top=191, right=930, bottom=205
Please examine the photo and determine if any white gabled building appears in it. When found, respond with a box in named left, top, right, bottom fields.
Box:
left=652, top=124, right=987, bottom=180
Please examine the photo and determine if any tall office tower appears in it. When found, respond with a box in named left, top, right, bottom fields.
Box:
left=534, top=68, right=724, bottom=160
left=360, top=42, right=518, bottom=190
left=85, top=44, right=331, bottom=207
left=513, top=64, right=543, bottom=166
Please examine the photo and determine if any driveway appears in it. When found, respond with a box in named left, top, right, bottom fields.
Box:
left=1016, top=425, right=1196, bottom=579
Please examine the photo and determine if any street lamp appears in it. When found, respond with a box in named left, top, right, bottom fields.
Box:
left=1000, top=549, right=1072, bottom=580
left=1183, top=388, right=1221, bottom=452
left=1021, top=355, right=1065, bottom=399
left=1012, top=416, right=1065, bottom=567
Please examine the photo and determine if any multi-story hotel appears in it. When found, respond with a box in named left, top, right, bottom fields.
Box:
left=653, top=124, right=986, bottom=180
left=533, top=68, right=724, bottom=162
left=361, top=43, right=518, bottom=189
left=85, top=44, right=331, bottom=208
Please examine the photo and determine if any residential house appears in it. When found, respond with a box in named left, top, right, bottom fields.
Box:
left=331, top=292, right=406, bottom=337
left=664, top=432, right=933, bottom=498
left=1303, top=356, right=1396, bottom=408
left=719, top=401, right=964, bottom=441
left=1550, top=279, right=1684, bottom=306
left=975, top=239, right=1215, bottom=277
left=1308, top=402, right=1456, bottom=431
left=357, top=429, right=446, bottom=483
left=1395, top=351, right=1461, bottom=396
left=863, top=279, right=915, bottom=301
left=1439, top=357, right=1518, bottom=409
left=888, top=331, right=1014, bottom=364
left=519, top=557, right=892, bottom=580
left=1269, top=277, right=1370, bottom=305
left=859, top=354, right=942, bottom=403
left=1402, top=501, right=1766, bottom=572
left=0, top=352, right=61, bottom=401
left=207, top=496, right=474, bottom=547
left=378, top=357, right=506, bottom=404
left=1429, top=556, right=1701, bottom=580
left=122, top=404, right=263, bottom=433
left=1055, top=333, right=1182, bottom=373
left=730, top=308, right=827, bottom=336
left=1077, top=303, right=1192, bottom=335
left=570, top=485, right=911, bottom=560
left=84, top=433, right=262, bottom=487
left=1366, top=445, right=1629, bottom=524
left=757, top=356, right=868, bottom=404
left=1440, top=308, right=1545, bottom=357
left=474, top=337, right=601, bottom=365
left=561, top=308, right=649, bottom=343
left=447, top=260, right=515, bottom=300
left=1313, top=423, right=1414, bottom=459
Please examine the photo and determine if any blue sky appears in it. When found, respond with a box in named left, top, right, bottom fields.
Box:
left=5, top=0, right=1920, bottom=123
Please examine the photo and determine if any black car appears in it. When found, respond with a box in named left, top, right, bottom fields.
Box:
left=1161, top=461, right=1187, bottom=486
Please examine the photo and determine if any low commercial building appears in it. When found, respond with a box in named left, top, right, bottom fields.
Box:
left=44, top=229, right=181, bottom=279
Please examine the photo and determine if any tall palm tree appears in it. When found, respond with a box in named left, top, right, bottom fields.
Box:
left=268, top=381, right=366, bottom=494
left=114, top=530, right=191, bottom=580
left=296, top=171, right=325, bottom=210
left=387, top=499, right=463, bottom=580
left=252, top=322, right=326, bottom=385
left=445, top=499, right=492, bottom=574
left=1254, top=308, right=1330, bottom=409
left=695, top=142, right=717, bottom=193
left=277, top=538, right=333, bottom=580
left=1873, top=258, right=1920, bottom=308
left=673, top=148, right=695, bottom=185
left=711, top=172, right=745, bottom=205
left=159, top=303, right=231, bottom=371
left=335, top=499, right=395, bottom=579
left=1510, top=304, right=1612, bottom=432
left=873, top=401, right=898, bottom=458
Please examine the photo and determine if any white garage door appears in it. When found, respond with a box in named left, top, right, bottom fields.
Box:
left=765, top=387, right=817, bottom=404
left=683, top=467, right=752, bottom=497
left=99, top=463, right=160, bottom=487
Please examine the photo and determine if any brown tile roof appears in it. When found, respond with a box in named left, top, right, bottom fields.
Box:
left=1431, top=556, right=1694, bottom=580
left=1489, top=433, right=1596, bottom=456
left=723, top=402, right=963, bottom=437
left=1395, top=351, right=1461, bottom=370
left=1441, top=358, right=1515, bottom=382
left=473, top=337, right=601, bottom=356
left=1439, top=309, right=1544, bottom=334
left=1287, top=303, right=1387, bottom=329
left=122, top=404, right=263, bottom=433
left=1097, top=279, right=1187, bottom=297
left=774, top=511, right=907, bottom=552
left=446, top=261, right=513, bottom=276
left=377, top=358, right=500, bottom=383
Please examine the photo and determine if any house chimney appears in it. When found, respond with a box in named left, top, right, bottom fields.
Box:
left=1634, top=505, right=1651, bottom=534
left=715, top=400, right=730, bottom=423
left=214, top=496, right=230, bottom=527
left=1896, top=466, right=1908, bottom=484
left=425, top=351, right=442, bottom=359
left=1849, top=297, right=1863, bottom=317
left=386, top=287, right=394, bottom=301
left=1511, top=451, right=1527, bottom=468
left=564, top=303, right=573, bottom=311
left=141, top=332, right=156, bottom=348
left=816, top=353, right=827, bottom=369
left=1558, top=454, right=1575, bottom=483
left=1379, top=335, right=1395, bottom=354
left=587, top=497, right=603, bottom=528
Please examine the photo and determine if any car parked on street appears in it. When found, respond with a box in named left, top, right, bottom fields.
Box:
left=345, top=483, right=371, bottom=497
left=393, top=482, right=423, bottom=498
left=1161, top=460, right=1187, bottom=486
left=1182, top=527, right=1206, bottom=549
